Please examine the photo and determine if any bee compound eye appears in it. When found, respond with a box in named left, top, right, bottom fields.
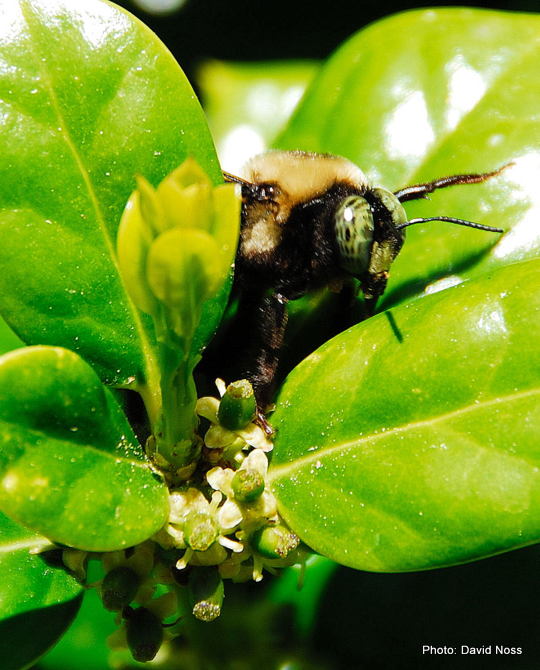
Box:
left=370, top=187, right=408, bottom=228
left=334, top=195, right=374, bottom=275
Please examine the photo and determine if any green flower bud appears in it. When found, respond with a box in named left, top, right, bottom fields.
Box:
left=183, top=512, right=219, bottom=552
left=100, top=566, right=141, bottom=612
left=251, top=524, right=300, bottom=560
left=217, top=379, right=257, bottom=430
left=188, top=567, right=224, bottom=622
left=157, top=158, right=213, bottom=231
left=117, top=158, right=240, bottom=339
left=117, top=190, right=159, bottom=317
left=147, top=228, right=222, bottom=307
left=231, top=468, right=265, bottom=503
left=125, top=607, right=163, bottom=663
left=136, top=175, right=166, bottom=235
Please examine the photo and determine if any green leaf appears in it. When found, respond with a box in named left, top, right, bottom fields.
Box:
left=0, top=346, right=169, bottom=551
left=0, top=512, right=82, bottom=670
left=0, top=317, right=23, bottom=357
left=39, top=581, right=116, bottom=670
left=276, top=9, right=540, bottom=306
left=269, top=259, right=540, bottom=571
left=198, top=59, right=319, bottom=173
left=0, top=0, right=220, bottom=394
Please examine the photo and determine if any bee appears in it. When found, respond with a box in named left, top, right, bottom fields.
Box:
left=223, top=150, right=506, bottom=430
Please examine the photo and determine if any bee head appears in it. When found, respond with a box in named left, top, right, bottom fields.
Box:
left=334, top=185, right=503, bottom=314
left=334, top=187, right=406, bottom=312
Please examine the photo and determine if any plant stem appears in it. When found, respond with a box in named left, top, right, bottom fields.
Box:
left=155, top=337, right=200, bottom=470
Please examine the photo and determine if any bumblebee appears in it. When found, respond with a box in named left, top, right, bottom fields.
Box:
left=223, top=150, right=505, bottom=428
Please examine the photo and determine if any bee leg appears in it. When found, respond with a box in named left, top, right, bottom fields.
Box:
left=236, top=290, right=289, bottom=435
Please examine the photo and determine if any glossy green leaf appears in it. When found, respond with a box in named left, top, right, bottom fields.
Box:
left=269, top=259, right=540, bottom=571
left=198, top=59, right=319, bottom=174
left=0, top=512, right=82, bottom=670
left=277, top=9, right=540, bottom=307
left=0, top=317, right=23, bottom=356
left=0, top=346, right=169, bottom=551
left=0, top=0, right=220, bottom=393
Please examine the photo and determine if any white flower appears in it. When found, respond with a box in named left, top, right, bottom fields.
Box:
left=196, top=380, right=273, bottom=452
left=157, top=487, right=244, bottom=570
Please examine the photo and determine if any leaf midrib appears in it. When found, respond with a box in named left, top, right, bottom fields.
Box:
left=0, top=536, right=50, bottom=554
left=268, top=386, right=540, bottom=482
left=20, top=0, right=160, bottom=396
left=0, top=417, right=149, bottom=469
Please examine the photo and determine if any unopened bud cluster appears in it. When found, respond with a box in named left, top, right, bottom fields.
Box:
left=117, top=158, right=239, bottom=339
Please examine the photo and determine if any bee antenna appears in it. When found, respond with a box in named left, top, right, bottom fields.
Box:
left=395, top=216, right=503, bottom=233
left=223, top=171, right=252, bottom=187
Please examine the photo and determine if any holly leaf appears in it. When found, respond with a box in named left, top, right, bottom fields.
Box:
left=277, top=8, right=540, bottom=307
left=0, top=318, right=23, bottom=357
left=269, top=259, right=540, bottom=571
left=0, top=0, right=221, bottom=397
left=0, top=512, right=82, bottom=670
left=0, top=346, right=169, bottom=551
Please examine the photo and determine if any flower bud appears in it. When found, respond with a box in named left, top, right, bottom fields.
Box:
left=125, top=607, right=163, bottom=662
left=217, top=379, right=257, bottom=430
left=251, top=524, right=300, bottom=560
left=231, top=468, right=265, bottom=503
left=188, top=567, right=224, bottom=622
left=100, top=566, right=141, bottom=611
left=117, top=158, right=240, bottom=342
left=157, top=158, right=213, bottom=231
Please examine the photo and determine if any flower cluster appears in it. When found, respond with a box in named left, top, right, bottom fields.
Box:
left=155, top=445, right=301, bottom=585
left=83, top=379, right=305, bottom=664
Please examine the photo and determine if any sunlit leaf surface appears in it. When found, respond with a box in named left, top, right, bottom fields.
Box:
left=0, top=347, right=169, bottom=551
left=270, top=260, right=540, bottom=571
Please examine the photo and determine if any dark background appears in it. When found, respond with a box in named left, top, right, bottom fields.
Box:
left=116, top=0, right=539, bottom=80
left=112, top=2, right=540, bottom=668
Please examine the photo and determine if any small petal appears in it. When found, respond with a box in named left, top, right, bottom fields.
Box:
left=148, top=591, right=178, bottom=620
left=236, top=423, right=273, bottom=451
left=210, top=490, right=223, bottom=512
left=153, top=524, right=185, bottom=549
left=190, top=543, right=228, bottom=566
left=241, top=449, right=268, bottom=478
left=215, top=378, right=227, bottom=397
left=206, top=466, right=235, bottom=495
left=196, top=396, right=220, bottom=423
left=169, top=488, right=208, bottom=524
left=205, top=424, right=237, bottom=448
left=218, top=535, right=244, bottom=553
left=217, top=500, right=243, bottom=529
left=126, top=542, right=155, bottom=577
left=102, top=551, right=125, bottom=573
left=134, top=581, right=155, bottom=606
left=242, top=491, right=278, bottom=526
left=62, top=549, right=87, bottom=580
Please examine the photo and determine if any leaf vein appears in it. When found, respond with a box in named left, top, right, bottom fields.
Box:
left=20, top=0, right=160, bottom=395
left=268, top=387, right=540, bottom=481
